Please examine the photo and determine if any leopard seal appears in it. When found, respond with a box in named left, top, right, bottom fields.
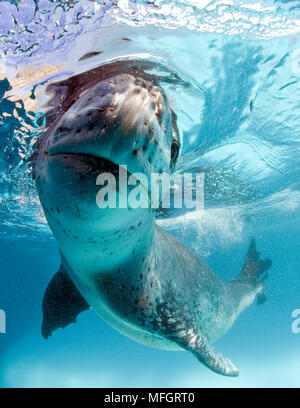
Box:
left=32, top=58, right=272, bottom=377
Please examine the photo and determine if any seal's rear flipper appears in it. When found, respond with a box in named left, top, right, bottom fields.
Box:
left=42, top=265, right=90, bottom=339
left=233, top=238, right=272, bottom=305
left=240, top=238, right=272, bottom=281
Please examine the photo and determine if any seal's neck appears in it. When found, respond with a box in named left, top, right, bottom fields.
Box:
left=58, top=211, right=155, bottom=277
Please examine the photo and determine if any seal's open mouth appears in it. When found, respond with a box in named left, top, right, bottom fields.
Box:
left=44, top=150, right=150, bottom=195
left=44, top=150, right=124, bottom=176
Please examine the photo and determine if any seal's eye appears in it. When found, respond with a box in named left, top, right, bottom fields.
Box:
left=170, top=140, right=180, bottom=169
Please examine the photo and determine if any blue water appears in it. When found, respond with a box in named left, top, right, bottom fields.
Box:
left=0, top=0, right=300, bottom=387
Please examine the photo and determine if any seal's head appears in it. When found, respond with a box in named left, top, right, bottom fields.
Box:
left=33, top=64, right=180, bottom=242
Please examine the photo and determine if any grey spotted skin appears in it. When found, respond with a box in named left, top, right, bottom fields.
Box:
left=33, top=58, right=272, bottom=377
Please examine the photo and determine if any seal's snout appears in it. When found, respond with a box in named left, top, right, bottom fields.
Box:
left=45, top=73, right=174, bottom=176
left=107, top=77, right=165, bottom=134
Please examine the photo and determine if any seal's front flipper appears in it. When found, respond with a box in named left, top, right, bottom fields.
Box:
left=163, top=326, right=239, bottom=377
left=191, top=335, right=239, bottom=377
left=42, top=265, right=90, bottom=339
